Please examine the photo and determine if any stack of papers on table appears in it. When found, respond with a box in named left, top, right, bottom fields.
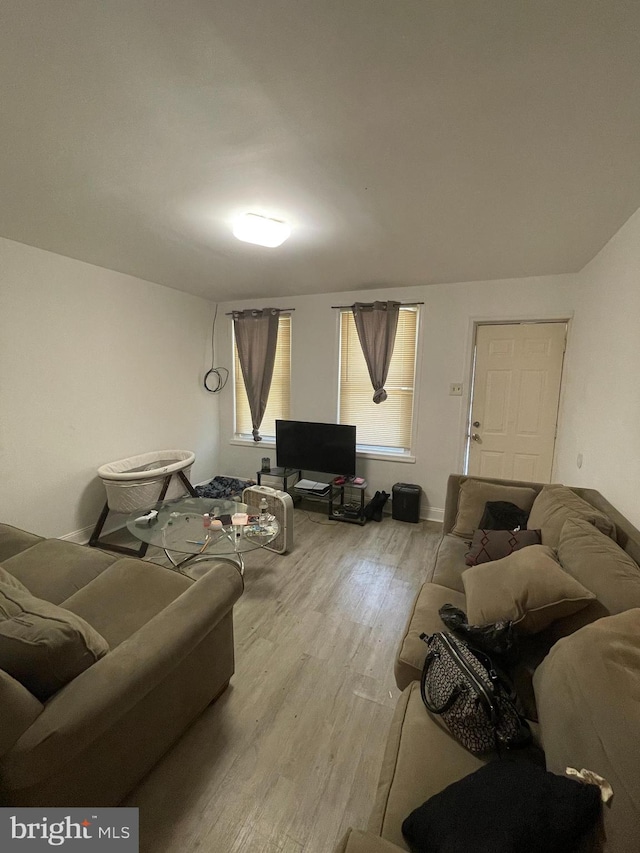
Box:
left=295, top=479, right=331, bottom=495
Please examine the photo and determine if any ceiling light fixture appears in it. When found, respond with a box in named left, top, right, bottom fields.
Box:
left=233, top=213, right=291, bottom=248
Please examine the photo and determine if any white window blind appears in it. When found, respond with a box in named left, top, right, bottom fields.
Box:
left=234, top=315, right=291, bottom=438
left=339, top=308, right=418, bottom=451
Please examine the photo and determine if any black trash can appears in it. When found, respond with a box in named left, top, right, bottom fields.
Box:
left=392, top=483, right=421, bottom=523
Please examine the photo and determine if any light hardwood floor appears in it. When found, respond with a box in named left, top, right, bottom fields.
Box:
left=121, top=507, right=442, bottom=853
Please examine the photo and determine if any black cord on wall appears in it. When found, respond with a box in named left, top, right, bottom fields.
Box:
left=203, top=304, right=229, bottom=393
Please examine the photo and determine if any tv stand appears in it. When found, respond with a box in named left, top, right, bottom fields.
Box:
left=258, top=468, right=368, bottom=525
left=256, top=467, right=301, bottom=492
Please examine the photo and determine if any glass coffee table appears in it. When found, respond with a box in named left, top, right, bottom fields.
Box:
left=126, top=496, right=279, bottom=577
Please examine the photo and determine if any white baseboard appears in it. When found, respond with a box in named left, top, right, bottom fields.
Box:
left=423, top=507, right=444, bottom=523
left=61, top=478, right=215, bottom=545
left=59, top=519, right=124, bottom=546
left=375, top=505, right=444, bottom=523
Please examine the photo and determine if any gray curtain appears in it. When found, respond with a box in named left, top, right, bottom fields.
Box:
left=233, top=308, right=281, bottom=441
left=352, top=301, right=401, bottom=403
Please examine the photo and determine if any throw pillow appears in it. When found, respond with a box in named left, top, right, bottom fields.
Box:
left=527, top=485, right=615, bottom=548
left=0, top=582, right=109, bottom=700
left=465, top=529, right=541, bottom=566
left=463, top=545, right=595, bottom=634
left=401, top=758, right=601, bottom=853
left=451, top=479, right=537, bottom=541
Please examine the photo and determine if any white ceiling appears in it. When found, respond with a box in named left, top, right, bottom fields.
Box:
left=2, top=1, right=640, bottom=301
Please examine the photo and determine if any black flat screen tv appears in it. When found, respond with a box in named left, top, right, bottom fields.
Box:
left=275, top=420, right=357, bottom=476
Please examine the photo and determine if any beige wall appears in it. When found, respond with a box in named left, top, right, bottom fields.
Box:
left=0, top=237, right=219, bottom=538
left=3, top=204, right=639, bottom=536
left=554, top=207, right=640, bottom=529
left=217, top=274, right=578, bottom=520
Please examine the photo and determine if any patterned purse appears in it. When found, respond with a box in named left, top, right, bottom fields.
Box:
left=419, top=631, right=530, bottom=754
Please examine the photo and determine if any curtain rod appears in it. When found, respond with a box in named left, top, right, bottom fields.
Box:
left=331, top=301, right=424, bottom=309
left=224, top=308, right=296, bottom=316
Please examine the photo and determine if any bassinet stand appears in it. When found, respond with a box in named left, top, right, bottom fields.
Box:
left=89, top=469, right=197, bottom=558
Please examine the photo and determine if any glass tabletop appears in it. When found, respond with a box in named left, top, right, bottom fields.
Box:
left=125, top=496, right=279, bottom=556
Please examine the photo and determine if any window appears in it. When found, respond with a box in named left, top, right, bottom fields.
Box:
left=338, top=307, right=418, bottom=452
left=234, top=314, right=291, bottom=439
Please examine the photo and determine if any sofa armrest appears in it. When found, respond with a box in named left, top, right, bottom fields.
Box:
left=0, top=563, right=243, bottom=787
left=442, top=475, right=464, bottom=535
left=0, top=523, right=44, bottom=563
left=336, top=829, right=406, bottom=853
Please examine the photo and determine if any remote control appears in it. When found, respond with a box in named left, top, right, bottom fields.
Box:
left=134, top=510, right=158, bottom=524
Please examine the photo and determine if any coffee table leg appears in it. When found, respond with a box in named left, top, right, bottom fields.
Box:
left=163, top=549, right=181, bottom=568
left=162, top=548, right=245, bottom=577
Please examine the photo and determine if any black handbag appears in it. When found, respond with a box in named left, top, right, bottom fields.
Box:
left=419, top=631, right=530, bottom=754
left=478, top=500, right=530, bottom=531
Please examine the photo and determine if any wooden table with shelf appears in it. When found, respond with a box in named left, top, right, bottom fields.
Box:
left=328, top=478, right=368, bottom=525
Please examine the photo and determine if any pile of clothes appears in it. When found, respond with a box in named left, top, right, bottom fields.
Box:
left=195, top=475, right=255, bottom=500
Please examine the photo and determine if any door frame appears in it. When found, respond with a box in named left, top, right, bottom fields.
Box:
left=458, top=314, right=573, bottom=479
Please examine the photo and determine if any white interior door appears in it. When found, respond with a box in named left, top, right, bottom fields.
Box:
left=467, top=322, right=567, bottom=482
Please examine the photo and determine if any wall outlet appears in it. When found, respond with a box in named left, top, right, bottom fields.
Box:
left=449, top=383, right=463, bottom=396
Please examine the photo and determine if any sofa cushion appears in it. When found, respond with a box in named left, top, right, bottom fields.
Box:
left=0, top=669, right=43, bottom=757
left=395, top=584, right=466, bottom=690
left=465, top=529, right=541, bottom=566
left=534, top=609, right=640, bottom=853
left=527, top=485, right=615, bottom=548
left=62, top=558, right=193, bottom=648
left=540, top=518, right=640, bottom=644
left=558, top=517, right=640, bottom=615
left=0, top=566, right=30, bottom=593
left=2, top=539, right=118, bottom=605
left=463, top=545, right=595, bottom=635
left=451, top=479, right=537, bottom=541
left=0, top=582, right=109, bottom=700
left=0, top=524, right=44, bottom=563
left=369, top=682, right=486, bottom=850
left=428, top=535, right=469, bottom=592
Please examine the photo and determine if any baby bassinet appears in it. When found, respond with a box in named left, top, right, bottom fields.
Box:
left=97, top=449, right=195, bottom=513
left=89, top=449, right=196, bottom=556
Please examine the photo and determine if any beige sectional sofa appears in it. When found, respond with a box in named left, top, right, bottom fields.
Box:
left=339, top=475, right=640, bottom=853
left=0, top=523, right=243, bottom=806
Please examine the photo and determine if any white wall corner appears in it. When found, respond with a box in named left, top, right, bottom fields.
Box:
left=423, top=506, right=444, bottom=524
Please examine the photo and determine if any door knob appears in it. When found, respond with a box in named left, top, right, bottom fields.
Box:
left=471, top=433, right=481, bottom=442
left=473, top=421, right=480, bottom=428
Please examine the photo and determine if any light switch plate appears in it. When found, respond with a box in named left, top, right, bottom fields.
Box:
left=449, top=383, right=463, bottom=396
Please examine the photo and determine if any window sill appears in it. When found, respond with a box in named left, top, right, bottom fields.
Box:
left=357, top=450, right=416, bottom=463
left=230, top=437, right=276, bottom=449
